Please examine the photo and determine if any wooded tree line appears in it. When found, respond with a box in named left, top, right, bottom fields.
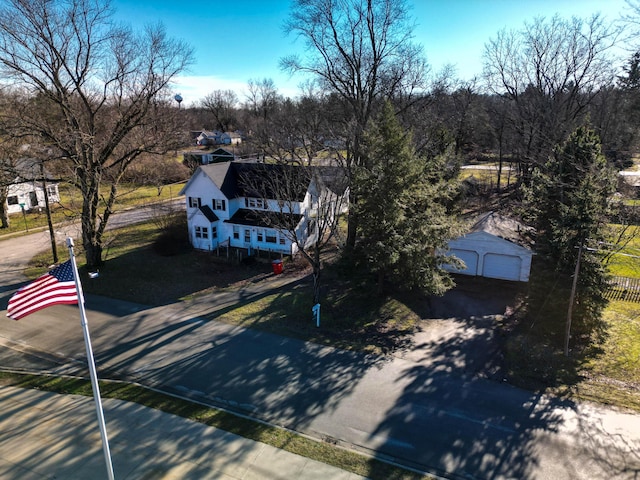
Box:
left=1, top=0, right=640, bottom=350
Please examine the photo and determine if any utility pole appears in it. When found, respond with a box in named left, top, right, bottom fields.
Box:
left=564, top=241, right=583, bottom=357
left=40, top=161, right=58, bottom=263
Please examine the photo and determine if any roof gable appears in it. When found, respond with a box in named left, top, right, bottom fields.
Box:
left=450, top=230, right=532, bottom=255
left=469, top=211, right=533, bottom=247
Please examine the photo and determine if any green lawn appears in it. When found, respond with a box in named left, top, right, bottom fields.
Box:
left=562, top=300, right=640, bottom=410
left=606, top=224, right=640, bottom=277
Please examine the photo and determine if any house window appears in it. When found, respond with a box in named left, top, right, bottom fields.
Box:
left=244, top=229, right=251, bottom=243
left=213, top=199, right=226, bottom=211
left=257, top=229, right=264, bottom=242
left=189, top=197, right=201, bottom=208
left=7, top=195, right=18, bottom=205
left=265, top=230, right=277, bottom=244
left=195, top=226, right=208, bottom=239
left=211, top=225, right=217, bottom=239
left=245, top=197, right=265, bottom=209
left=233, top=226, right=240, bottom=240
left=47, top=186, right=57, bottom=197
left=279, top=234, right=286, bottom=245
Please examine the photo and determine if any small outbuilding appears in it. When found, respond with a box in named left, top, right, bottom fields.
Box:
left=444, top=212, right=534, bottom=282
left=5, top=158, right=60, bottom=215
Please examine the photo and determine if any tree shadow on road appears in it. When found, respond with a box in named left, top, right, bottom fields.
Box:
left=366, top=282, right=640, bottom=479
left=91, top=288, right=384, bottom=437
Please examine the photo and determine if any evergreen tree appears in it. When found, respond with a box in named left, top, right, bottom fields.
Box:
left=526, top=126, right=616, bottom=344
left=354, top=101, right=462, bottom=294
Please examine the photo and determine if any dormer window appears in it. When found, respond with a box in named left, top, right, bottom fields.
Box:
left=245, top=197, right=265, bottom=209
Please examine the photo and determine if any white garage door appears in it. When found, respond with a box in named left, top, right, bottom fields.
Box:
left=449, top=249, right=479, bottom=275
left=483, top=253, right=522, bottom=281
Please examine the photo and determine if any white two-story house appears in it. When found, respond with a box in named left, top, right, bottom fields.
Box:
left=179, top=160, right=347, bottom=256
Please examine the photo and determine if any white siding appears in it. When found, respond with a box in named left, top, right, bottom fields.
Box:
left=6, top=183, right=60, bottom=215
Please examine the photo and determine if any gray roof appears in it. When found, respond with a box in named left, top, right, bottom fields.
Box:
left=226, top=208, right=302, bottom=228
left=199, top=162, right=311, bottom=201
left=10, top=158, right=57, bottom=184
left=199, top=205, right=218, bottom=222
left=470, top=211, right=533, bottom=247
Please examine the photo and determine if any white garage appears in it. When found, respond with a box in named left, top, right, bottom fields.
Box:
left=443, top=212, right=533, bottom=282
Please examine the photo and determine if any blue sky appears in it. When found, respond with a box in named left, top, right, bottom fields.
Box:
left=112, top=0, right=631, bottom=106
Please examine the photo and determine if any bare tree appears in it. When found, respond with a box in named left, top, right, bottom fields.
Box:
left=281, top=0, right=429, bottom=247
left=245, top=78, right=280, bottom=121
left=482, top=14, right=621, bottom=182
left=201, top=89, right=238, bottom=132
left=251, top=93, right=333, bottom=166
left=0, top=0, right=193, bottom=269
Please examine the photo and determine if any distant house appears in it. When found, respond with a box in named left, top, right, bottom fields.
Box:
left=5, top=159, right=60, bottom=215
left=219, top=132, right=242, bottom=145
left=209, top=148, right=235, bottom=163
left=183, top=148, right=235, bottom=167
left=179, top=160, right=347, bottom=255
left=443, top=212, right=534, bottom=282
left=195, top=130, right=218, bottom=146
left=195, top=130, right=242, bottom=147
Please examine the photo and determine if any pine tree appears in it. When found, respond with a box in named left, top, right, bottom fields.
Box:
left=354, top=101, right=462, bottom=294
left=526, top=126, right=616, bottom=344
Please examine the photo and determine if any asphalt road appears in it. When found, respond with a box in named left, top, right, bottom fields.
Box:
left=1, top=223, right=639, bottom=479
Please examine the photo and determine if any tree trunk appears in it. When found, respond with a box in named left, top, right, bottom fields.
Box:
left=0, top=188, right=9, bottom=228
left=83, top=238, right=103, bottom=271
left=346, top=187, right=358, bottom=249
left=0, top=205, right=8, bottom=228
left=312, top=265, right=321, bottom=306
left=81, top=193, right=103, bottom=270
left=377, top=269, right=385, bottom=296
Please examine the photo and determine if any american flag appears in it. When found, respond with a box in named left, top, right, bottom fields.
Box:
left=6, top=260, right=79, bottom=320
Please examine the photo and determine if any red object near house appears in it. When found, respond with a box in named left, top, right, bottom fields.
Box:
left=272, top=259, right=283, bottom=275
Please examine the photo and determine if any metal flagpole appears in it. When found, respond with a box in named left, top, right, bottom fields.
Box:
left=66, top=237, right=115, bottom=480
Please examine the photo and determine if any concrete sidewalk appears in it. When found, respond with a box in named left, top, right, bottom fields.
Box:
left=0, top=386, right=366, bottom=480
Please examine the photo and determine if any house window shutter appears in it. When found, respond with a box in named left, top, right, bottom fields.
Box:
left=222, top=199, right=226, bottom=211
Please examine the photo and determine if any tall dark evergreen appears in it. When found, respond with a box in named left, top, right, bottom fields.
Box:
left=354, top=101, right=462, bottom=294
left=525, top=127, right=616, bottom=344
